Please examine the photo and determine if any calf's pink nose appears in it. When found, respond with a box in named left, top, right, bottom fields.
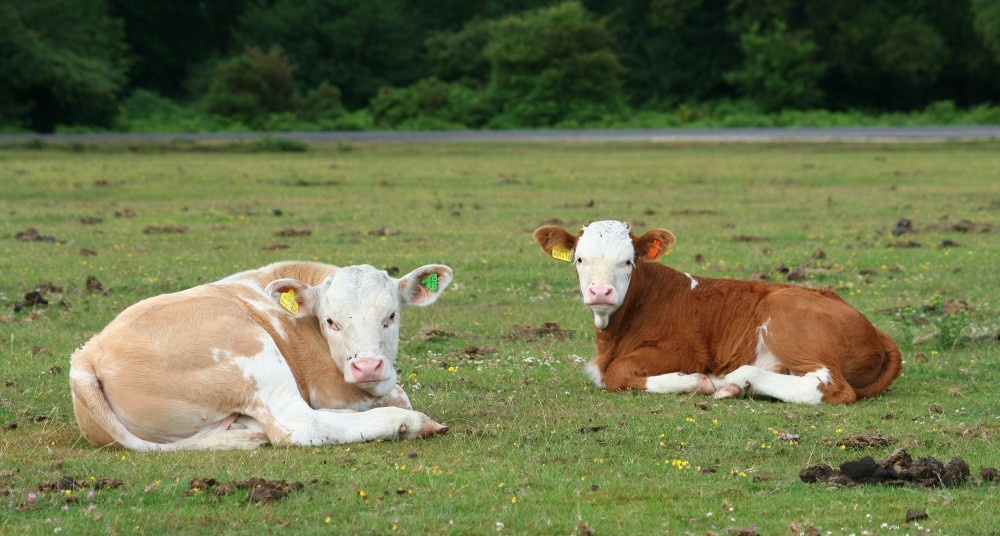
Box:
left=349, top=358, right=385, bottom=382
left=587, top=284, right=615, bottom=303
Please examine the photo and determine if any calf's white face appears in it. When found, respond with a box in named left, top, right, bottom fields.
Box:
left=574, top=221, right=637, bottom=329
left=534, top=220, right=675, bottom=330
left=265, top=264, right=452, bottom=397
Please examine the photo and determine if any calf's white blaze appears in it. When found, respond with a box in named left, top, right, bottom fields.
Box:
left=574, top=220, right=636, bottom=329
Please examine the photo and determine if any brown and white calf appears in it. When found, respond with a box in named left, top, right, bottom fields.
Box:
left=70, top=261, right=453, bottom=450
left=534, top=220, right=902, bottom=404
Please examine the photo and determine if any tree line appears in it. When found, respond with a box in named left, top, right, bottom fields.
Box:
left=2, top=0, right=999, bottom=133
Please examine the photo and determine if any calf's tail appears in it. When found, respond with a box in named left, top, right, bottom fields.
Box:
left=69, top=339, right=168, bottom=451
left=852, top=330, right=903, bottom=400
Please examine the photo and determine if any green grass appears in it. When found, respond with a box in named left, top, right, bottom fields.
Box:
left=1, top=140, right=998, bottom=534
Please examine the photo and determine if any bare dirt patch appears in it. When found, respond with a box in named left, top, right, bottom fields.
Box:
left=36, top=476, right=124, bottom=493
left=891, top=218, right=914, bottom=236
left=503, top=321, right=573, bottom=341
left=981, top=467, right=1000, bottom=482
left=274, top=228, right=312, bottom=237
left=671, top=208, right=718, bottom=216
left=143, top=225, right=188, bottom=234
left=23, top=475, right=300, bottom=510
left=822, top=430, right=896, bottom=449
left=926, top=219, right=993, bottom=233
left=14, top=228, right=56, bottom=242
left=887, top=217, right=994, bottom=237
left=187, top=477, right=304, bottom=503
left=86, top=275, right=104, bottom=293
left=447, top=344, right=497, bottom=360
left=11, top=283, right=73, bottom=313
left=368, top=226, right=400, bottom=237
left=422, top=328, right=457, bottom=341
left=731, top=234, right=769, bottom=243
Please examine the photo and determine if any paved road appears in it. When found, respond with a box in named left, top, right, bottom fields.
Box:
left=2, top=125, right=999, bottom=144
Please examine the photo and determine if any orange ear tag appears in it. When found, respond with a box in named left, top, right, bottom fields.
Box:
left=647, top=239, right=661, bottom=259
left=551, top=245, right=573, bottom=262
left=279, top=289, right=299, bottom=315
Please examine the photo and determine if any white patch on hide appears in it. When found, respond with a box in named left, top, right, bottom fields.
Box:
left=684, top=273, right=698, bottom=290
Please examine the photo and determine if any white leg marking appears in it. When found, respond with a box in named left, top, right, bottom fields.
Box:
left=645, top=373, right=704, bottom=394
left=236, top=338, right=440, bottom=446
left=584, top=361, right=605, bottom=389
left=260, top=396, right=438, bottom=446
left=718, top=365, right=830, bottom=404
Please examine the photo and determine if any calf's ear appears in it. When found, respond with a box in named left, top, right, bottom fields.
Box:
left=533, top=226, right=577, bottom=262
left=635, top=229, right=676, bottom=262
left=398, top=265, right=453, bottom=307
left=264, top=278, right=318, bottom=318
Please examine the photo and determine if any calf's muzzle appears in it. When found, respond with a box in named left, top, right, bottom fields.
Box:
left=586, top=284, right=616, bottom=305
left=349, top=357, right=386, bottom=383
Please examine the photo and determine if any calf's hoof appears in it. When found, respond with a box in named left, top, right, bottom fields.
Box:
left=713, top=384, right=743, bottom=399
left=697, top=374, right=717, bottom=395
left=396, top=417, right=448, bottom=439
left=419, top=419, right=448, bottom=437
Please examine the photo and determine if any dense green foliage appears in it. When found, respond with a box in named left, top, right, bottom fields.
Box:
left=1, top=0, right=999, bottom=132
left=723, top=21, right=826, bottom=112
left=1, top=140, right=998, bottom=533
left=484, top=2, right=624, bottom=127
left=0, top=0, right=129, bottom=132
left=202, top=46, right=298, bottom=127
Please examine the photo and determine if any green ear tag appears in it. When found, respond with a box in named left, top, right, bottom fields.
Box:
left=420, top=273, right=439, bottom=292
left=279, top=289, right=299, bottom=315
left=551, top=245, right=573, bottom=262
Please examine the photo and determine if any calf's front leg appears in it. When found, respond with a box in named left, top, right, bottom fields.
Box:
left=597, top=347, right=717, bottom=395
left=715, top=365, right=834, bottom=404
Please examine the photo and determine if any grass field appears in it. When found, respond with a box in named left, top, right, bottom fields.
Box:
left=1, top=140, right=998, bottom=534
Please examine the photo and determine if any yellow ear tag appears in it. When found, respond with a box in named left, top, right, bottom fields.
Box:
left=279, top=289, right=299, bottom=315
left=551, top=245, right=573, bottom=262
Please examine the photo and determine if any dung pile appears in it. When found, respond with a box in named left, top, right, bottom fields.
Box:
left=800, top=448, right=997, bottom=488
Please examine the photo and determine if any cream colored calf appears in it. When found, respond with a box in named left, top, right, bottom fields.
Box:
left=70, top=261, right=452, bottom=450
